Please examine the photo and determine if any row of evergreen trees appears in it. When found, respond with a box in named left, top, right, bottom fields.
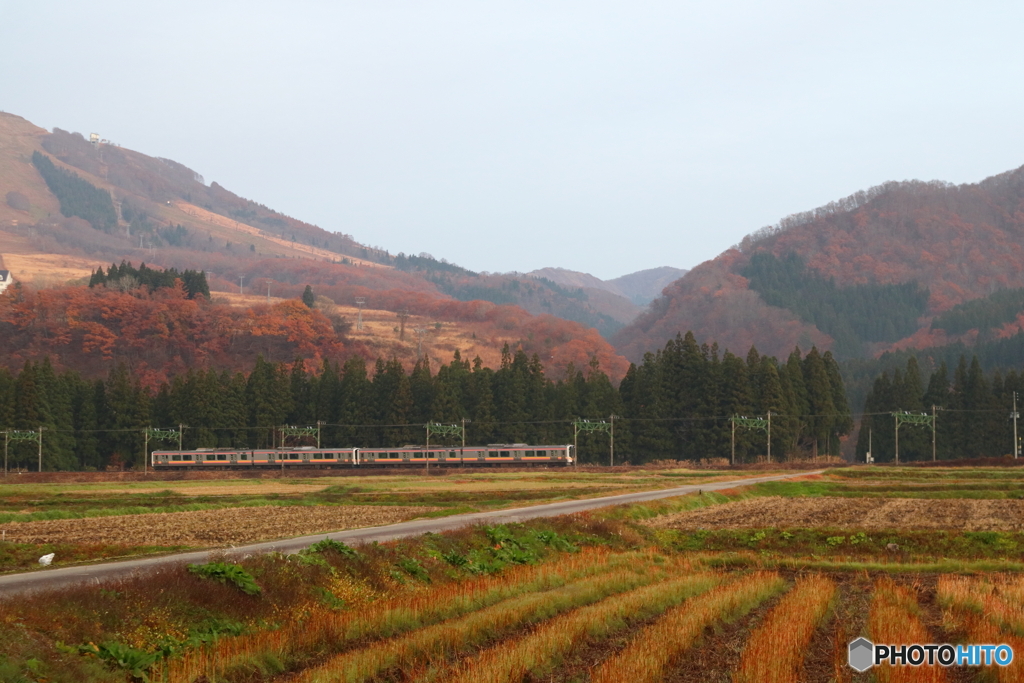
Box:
left=88, top=261, right=209, bottom=299
left=742, top=251, right=930, bottom=357
left=622, top=333, right=851, bottom=461
left=930, top=287, right=1024, bottom=335
left=0, top=335, right=851, bottom=471
left=31, top=151, right=118, bottom=232
left=856, top=356, right=1024, bottom=462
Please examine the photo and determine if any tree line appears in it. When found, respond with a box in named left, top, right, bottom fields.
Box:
left=0, top=333, right=852, bottom=471
left=88, top=261, right=210, bottom=299
left=856, top=355, right=1024, bottom=462
left=32, top=151, right=118, bottom=232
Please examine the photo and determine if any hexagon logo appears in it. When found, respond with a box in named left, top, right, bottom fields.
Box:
left=849, top=637, right=874, bottom=672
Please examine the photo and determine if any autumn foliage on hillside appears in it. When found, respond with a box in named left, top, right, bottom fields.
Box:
left=615, top=164, right=1024, bottom=361
left=0, top=281, right=629, bottom=386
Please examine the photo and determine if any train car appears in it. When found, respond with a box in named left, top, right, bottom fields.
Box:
left=356, top=444, right=574, bottom=467
left=152, top=447, right=358, bottom=469
left=151, top=444, right=572, bottom=469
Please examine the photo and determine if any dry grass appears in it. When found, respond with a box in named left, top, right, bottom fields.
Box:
left=869, top=578, right=947, bottom=683
left=55, top=483, right=333, bottom=497
left=732, top=575, right=836, bottom=683
left=939, top=574, right=1024, bottom=682
left=649, top=496, right=1024, bottom=531
left=440, top=568, right=721, bottom=683
left=164, top=547, right=647, bottom=683
left=0, top=505, right=436, bottom=546
left=292, top=555, right=667, bottom=683
left=589, top=572, right=786, bottom=683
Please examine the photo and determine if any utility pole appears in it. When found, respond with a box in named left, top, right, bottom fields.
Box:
left=1013, top=393, right=1020, bottom=459
left=178, top=424, right=184, bottom=453
left=3, top=431, right=7, bottom=478
left=767, top=411, right=772, bottom=463
left=354, top=297, right=366, bottom=331
left=869, top=427, right=872, bottom=464
left=37, top=427, right=43, bottom=473
left=573, top=421, right=579, bottom=468
left=397, top=309, right=410, bottom=340
left=731, top=417, right=736, bottom=465
left=143, top=429, right=149, bottom=474
left=317, top=420, right=322, bottom=449
left=238, top=275, right=245, bottom=295
left=414, top=328, right=426, bottom=358
left=894, top=413, right=900, bottom=465
left=932, top=405, right=937, bottom=462
left=609, top=414, right=616, bottom=467
left=266, top=280, right=272, bottom=304
left=461, top=417, right=468, bottom=466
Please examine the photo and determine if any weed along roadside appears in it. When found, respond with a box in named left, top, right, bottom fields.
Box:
left=4, top=465, right=1024, bottom=681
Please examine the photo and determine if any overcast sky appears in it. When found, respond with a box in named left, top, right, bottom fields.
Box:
left=3, top=2, right=1023, bottom=280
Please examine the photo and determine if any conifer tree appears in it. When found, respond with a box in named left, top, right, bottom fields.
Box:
left=802, top=347, right=835, bottom=459
left=339, top=356, right=372, bottom=446
left=465, top=358, right=496, bottom=444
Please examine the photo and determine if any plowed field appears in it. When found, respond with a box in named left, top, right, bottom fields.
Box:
left=646, top=496, right=1024, bottom=531
left=0, top=505, right=436, bottom=546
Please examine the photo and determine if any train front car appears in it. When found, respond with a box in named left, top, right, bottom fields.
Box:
left=151, top=447, right=358, bottom=469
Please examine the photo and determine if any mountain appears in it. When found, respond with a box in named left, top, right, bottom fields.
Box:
left=0, top=111, right=630, bottom=381
left=614, top=165, right=1024, bottom=363
left=529, top=266, right=688, bottom=306
left=608, top=266, right=689, bottom=306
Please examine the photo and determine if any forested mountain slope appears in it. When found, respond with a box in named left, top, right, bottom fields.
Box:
left=614, top=165, right=1024, bottom=362
left=0, top=112, right=631, bottom=378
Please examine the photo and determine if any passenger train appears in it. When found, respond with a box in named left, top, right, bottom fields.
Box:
left=151, top=444, right=575, bottom=469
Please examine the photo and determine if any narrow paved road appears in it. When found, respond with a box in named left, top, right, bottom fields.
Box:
left=0, top=470, right=817, bottom=597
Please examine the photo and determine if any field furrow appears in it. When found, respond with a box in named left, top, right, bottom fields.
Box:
left=869, top=578, right=947, bottom=683
left=589, top=571, right=786, bottom=683
left=939, top=575, right=1024, bottom=683
left=733, top=574, right=836, bottom=683
left=436, top=570, right=723, bottom=683
left=164, top=547, right=657, bottom=683
left=289, top=562, right=671, bottom=683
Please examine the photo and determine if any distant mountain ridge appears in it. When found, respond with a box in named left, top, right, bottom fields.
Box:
left=613, top=164, right=1024, bottom=363
left=528, top=266, right=688, bottom=306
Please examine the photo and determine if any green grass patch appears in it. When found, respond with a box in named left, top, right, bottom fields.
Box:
left=661, top=527, right=1024, bottom=560
left=0, top=541, right=191, bottom=573
left=701, top=553, right=1024, bottom=574
left=748, top=479, right=1024, bottom=499
left=828, top=467, right=1024, bottom=481
left=596, top=490, right=739, bottom=522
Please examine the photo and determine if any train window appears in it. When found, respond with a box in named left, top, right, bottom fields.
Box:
left=171, top=455, right=180, bottom=461
left=240, top=452, right=248, bottom=460
left=183, top=454, right=193, bottom=461
left=500, top=451, right=510, bottom=458
left=449, top=450, right=457, bottom=459
left=525, top=451, right=535, bottom=458
left=535, top=450, right=546, bottom=458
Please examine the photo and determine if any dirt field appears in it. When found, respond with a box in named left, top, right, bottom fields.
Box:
left=0, top=504, right=437, bottom=546
left=647, top=496, right=1024, bottom=531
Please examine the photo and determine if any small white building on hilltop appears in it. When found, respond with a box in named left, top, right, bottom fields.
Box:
left=0, top=270, right=11, bottom=294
